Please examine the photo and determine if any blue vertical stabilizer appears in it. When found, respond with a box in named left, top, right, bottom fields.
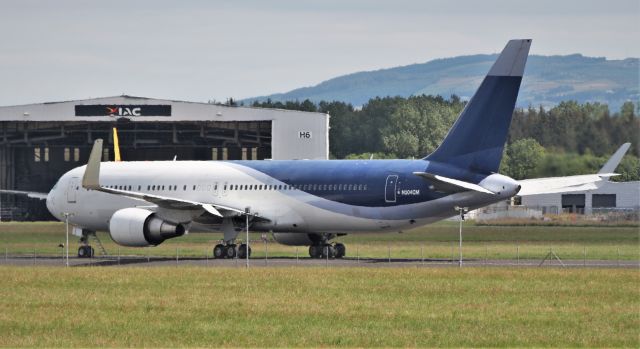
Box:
left=425, top=39, right=531, bottom=174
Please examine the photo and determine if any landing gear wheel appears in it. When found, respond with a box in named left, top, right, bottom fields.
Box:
left=321, top=244, right=336, bottom=259
left=309, top=245, right=321, bottom=259
left=334, top=243, right=346, bottom=259
left=237, top=244, right=252, bottom=259
left=77, top=246, right=94, bottom=258
left=225, top=244, right=237, bottom=259
left=213, top=244, right=225, bottom=259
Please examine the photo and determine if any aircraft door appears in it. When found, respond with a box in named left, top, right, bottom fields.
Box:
left=66, top=177, right=78, bottom=203
left=385, top=175, right=398, bottom=203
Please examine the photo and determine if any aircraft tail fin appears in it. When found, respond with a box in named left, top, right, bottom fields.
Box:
left=425, top=39, right=531, bottom=174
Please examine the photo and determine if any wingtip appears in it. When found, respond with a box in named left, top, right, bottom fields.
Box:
left=82, top=139, right=103, bottom=190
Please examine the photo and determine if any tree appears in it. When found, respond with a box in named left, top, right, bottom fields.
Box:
left=502, top=138, right=545, bottom=179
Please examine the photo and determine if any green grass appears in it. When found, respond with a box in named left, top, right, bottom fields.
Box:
left=0, top=267, right=637, bottom=347
left=2, top=221, right=638, bottom=261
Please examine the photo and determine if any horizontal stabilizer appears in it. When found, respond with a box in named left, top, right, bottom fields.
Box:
left=0, top=189, right=48, bottom=200
left=413, top=172, right=495, bottom=195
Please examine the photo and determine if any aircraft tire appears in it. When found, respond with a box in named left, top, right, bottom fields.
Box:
left=237, top=244, right=251, bottom=259
left=334, top=243, right=346, bottom=258
left=309, top=245, right=321, bottom=259
left=77, top=246, right=91, bottom=258
left=213, top=244, right=225, bottom=259
left=225, top=244, right=237, bottom=259
left=321, top=244, right=335, bottom=259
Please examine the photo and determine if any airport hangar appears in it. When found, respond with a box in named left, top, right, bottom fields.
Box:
left=0, top=95, right=330, bottom=221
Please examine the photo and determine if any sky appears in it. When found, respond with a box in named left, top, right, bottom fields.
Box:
left=0, top=0, right=638, bottom=105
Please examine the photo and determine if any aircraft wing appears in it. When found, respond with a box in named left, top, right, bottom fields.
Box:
left=517, top=143, right=630, bottom=196
left=0, top=189, right=48, bottom=200
left=517, top=174, right=609, bottom=195
left=81, top=139, right=259, bottom=219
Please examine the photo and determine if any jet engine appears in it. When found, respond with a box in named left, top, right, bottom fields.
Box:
left=272, top=233, right=321, bottom=246
left=109, top=208, right=186, bottom=247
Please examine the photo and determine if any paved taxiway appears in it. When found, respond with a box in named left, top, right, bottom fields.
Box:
left=2, top=256, right=638, bottom=268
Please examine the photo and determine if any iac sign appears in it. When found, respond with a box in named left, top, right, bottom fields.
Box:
left=298, top=131, right=312, bottom=139
left=106, top=106, right=141, bottom=116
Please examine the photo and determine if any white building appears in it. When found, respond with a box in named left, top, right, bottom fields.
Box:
left=520, top=180, right=639, bottom=215
left=476, top=180, right=640, bottom=221
left=0, top=95, right=330, bottom=220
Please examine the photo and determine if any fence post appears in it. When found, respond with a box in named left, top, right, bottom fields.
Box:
left=176, top=247, right=179, bottom=267
left=583, top=247, right=586, bottom=267
left=517, top=245, right=520, bottom=266
left=117, top=248, right=120, bottom=265
left=617, top=247, right=620, bottom=267
left=451, top=243, right=454, bottom=265
left=356, top=246, right=359, bottom=264
left=296, top=247, right=299, bottom=265
left=265, top=240, right=268, bottom=266
left=325, top=245, right=329, bottom=267
left=5, top=246, right=7, bottom=263
left=484, top=244, right=488, bottom=266
left=33, top=247, right=36, bottom=266
left=421, top=245, right=424, bottom=265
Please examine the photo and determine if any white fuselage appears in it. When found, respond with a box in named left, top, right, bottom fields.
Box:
left=45, top=160, right=519, bottom=236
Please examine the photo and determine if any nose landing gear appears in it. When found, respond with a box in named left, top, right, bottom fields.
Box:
left=77, top=245, right=94, bottom=258
left=77, top=230, right=101, bottom=258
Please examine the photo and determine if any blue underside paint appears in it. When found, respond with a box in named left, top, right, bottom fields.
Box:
left=227, top=159, right=488, bottom=208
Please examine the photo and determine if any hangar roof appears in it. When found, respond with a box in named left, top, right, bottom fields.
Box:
left=0, top=95, right=328, bottom=122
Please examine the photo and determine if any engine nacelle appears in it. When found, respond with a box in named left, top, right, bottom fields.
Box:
left=272, top=233, right=320, bottom=246
left=109, top=208, right=186, bottom=247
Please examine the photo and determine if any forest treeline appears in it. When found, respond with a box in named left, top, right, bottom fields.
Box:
left=251, top=96, right=639, bottom=181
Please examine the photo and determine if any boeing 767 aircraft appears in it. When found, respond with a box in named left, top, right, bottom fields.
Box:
left=1, top=39, right=629, bottom=259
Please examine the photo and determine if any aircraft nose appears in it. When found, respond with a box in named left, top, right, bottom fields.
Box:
left=46, top=192, right=61, bottom=220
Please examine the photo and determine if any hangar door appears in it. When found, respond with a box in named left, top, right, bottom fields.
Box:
left=592, top=194, right=616, bottom=208
left=561, top=194, right=585, bottom=214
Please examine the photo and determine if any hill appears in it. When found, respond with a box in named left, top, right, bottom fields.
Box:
left=243, top=54, right=639, bottom=111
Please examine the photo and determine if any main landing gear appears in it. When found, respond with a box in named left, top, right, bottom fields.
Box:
left=309, top=242, right=346, bottom=259
left=213, top=243, right=252, bottom=259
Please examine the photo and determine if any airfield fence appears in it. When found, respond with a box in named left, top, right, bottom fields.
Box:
left=2, top=239, right=638, bottom=268
left=476, top=206, right=640, bottom=225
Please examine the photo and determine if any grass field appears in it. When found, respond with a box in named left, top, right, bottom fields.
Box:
left=0, top=267, right=637, bottom=347
left=1, top=221, right=638, bottom=261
